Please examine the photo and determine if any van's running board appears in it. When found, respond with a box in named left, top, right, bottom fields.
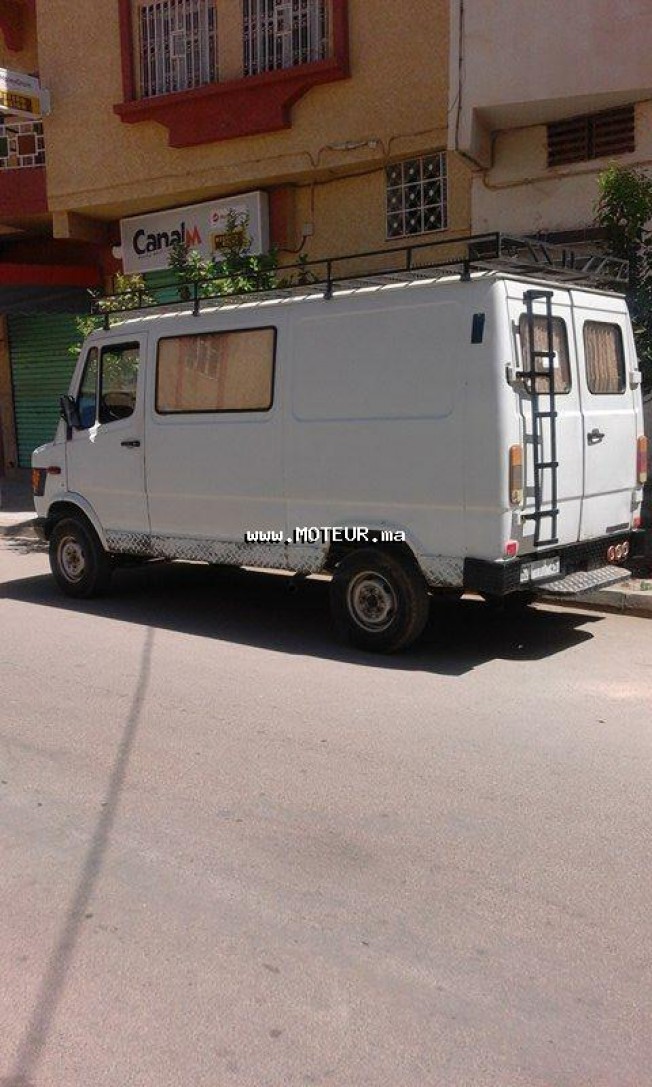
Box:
left=537, top=565, right=630, bottom=596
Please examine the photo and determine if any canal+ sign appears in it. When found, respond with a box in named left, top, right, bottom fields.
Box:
left=120, top=192, right=269, bottom=275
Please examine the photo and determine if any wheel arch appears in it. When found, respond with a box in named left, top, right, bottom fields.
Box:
left=44, top=494, right=107, bottom=547
left=324, top=536, right=423, bottom=575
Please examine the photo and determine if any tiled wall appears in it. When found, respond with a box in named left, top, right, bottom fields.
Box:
left=0, top=120, right=45, bottom=170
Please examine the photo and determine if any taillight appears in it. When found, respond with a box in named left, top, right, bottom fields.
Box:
left=504, top=540, right=519, bottom=559
left=638, top=435, right=648, bottom=484
left=509, top=445, right=524, bottom=506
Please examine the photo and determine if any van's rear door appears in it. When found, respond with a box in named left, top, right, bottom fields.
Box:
left=506, top=284, right=583, bottom=548
left=571, top=292, right=638, bottom=539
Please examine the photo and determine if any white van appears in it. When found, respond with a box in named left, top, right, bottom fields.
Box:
left=31, top=240, right=648, bottom=652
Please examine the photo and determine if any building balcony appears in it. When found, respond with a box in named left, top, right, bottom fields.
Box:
left=114, top=0, right=349, bottom=147
left=0, top=119, right=47, bottom=220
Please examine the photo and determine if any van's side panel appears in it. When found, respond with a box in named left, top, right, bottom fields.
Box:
left=285, top=289, right=466, bottom=578
left=463, top=282, right=515, bottom=561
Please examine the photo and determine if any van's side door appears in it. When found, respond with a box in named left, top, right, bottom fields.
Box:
left=571, top=295, right=638, bottom=540
left=66, top=336, right=149, bottom=537
left=144, top=318, right=285, bottom=549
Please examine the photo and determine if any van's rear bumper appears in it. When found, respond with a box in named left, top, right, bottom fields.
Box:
left=463, top=531, right=645, bottom=597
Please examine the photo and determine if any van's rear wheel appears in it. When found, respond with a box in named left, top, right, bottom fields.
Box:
left=330, top=549, right=429, bottom=653
left=49, top=517, right=112, bottom=599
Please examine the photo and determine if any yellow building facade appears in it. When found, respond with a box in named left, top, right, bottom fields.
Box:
left=0, top=0, right=471, bottom=468
left=37, top=0, right=470, bottom=268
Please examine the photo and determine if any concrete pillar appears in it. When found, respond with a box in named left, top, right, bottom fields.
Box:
left=218, top=0, right=244, bottom=83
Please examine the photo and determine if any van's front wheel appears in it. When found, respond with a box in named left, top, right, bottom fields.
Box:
left=330, top=549, right=429, bottom=653
left=49, top=517, right=112, bottom=598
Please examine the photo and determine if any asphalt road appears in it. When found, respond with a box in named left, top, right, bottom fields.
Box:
left=1, top=536, right=651, bottom=1087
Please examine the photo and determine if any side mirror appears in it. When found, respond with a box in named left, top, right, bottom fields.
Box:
left=60, top=394, right=81, bottom=430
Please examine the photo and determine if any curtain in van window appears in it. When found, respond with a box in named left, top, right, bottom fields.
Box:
left=519, top=314, right=571, bottom=394
left=584, top=321, right=626, bottom=394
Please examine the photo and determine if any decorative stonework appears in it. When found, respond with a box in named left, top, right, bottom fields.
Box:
left=0, top=119, right=45, bottom=170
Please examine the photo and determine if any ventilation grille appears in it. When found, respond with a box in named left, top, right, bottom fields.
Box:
left=548, top=106, right=635, bottom=168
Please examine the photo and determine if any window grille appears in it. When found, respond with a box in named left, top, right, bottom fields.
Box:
left=386, top=153, right=447, bottom=239
left=547, top=106, right=635, bottom=168
left=243, top=0, right=329, bottom=77
left=138, top=0, right=218, bottom=98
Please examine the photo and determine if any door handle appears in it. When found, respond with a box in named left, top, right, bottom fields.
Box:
left=587, top=428, right=605, bottom=444
left=120, top=439, right=141, bottom=448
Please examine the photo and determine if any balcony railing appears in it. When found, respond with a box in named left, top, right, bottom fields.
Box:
left=0, top=119, right=45, bottom=170
left=243, top=0, right=330, bottom=77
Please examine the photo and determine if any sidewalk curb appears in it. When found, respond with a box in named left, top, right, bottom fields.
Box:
left=0, top=518, right=37, bottom=539
left=547, top=585, right=652, bottom=618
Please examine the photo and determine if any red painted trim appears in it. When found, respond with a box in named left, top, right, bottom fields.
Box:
left=115, top=0, right=349, bottom=147
left=0, top=0, right=29, bottom=52
left=0, top=262, right=101, bottom=287
left=0, top=165, right=47, bottom=217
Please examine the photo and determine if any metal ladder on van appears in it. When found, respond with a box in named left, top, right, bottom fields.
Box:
left=521, top=289, right=559, bottom=547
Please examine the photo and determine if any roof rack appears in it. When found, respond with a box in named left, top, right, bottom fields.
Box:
left=92, top=231, right=629, bottom=326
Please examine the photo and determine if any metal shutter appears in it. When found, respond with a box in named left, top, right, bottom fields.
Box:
left=8, top=313, right=81, bottom=467
left=548, top=106, right=635, bottom=168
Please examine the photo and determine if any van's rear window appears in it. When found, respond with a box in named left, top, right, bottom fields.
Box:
left=518, top=315, right=571, bottom=394
left=156, top=328, right=275, bottom=413
left=583, top=322, right=626, bottom=394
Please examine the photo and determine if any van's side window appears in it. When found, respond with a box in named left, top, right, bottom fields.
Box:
left=518, top=315, right=571, bottom=394
left=77, top=347, right=99, bottom=429
left=99, top=343, right=140, bottom=424
left=583, top=322, right=625, bottom=394
left=156, top=328, right=275, bottom=414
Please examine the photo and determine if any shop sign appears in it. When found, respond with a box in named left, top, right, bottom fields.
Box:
left=120, top=191, right=270, bottom=274
left=0, top=68, right=50, bottom=119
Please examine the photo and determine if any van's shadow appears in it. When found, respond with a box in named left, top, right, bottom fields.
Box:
left=1, top=552, right=602, bottom=675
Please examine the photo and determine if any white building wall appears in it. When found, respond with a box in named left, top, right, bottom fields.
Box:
left=451, top=0, right=652, bottom=164
left=472, top=102, right=652, bottom=235
left=450, top=0, right=652, bottom=235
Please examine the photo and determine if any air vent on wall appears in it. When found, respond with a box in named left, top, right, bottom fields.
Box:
left=547, top=105, right=635, bottom=168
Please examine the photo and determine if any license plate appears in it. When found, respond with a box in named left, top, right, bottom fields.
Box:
left=519, top=556, right=561, bottom=584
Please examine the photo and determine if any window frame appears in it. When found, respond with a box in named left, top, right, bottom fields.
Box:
left=583, top=320, right=626, bottom=396
left=154, top=325, right=278, bottom=416
left=518, top=313, right=572, bottom=396
left=135, top=0, right=219, bottom=100
left=97, top=341, right=141, bottom=425
left=75, top=346, right=100, bottom=431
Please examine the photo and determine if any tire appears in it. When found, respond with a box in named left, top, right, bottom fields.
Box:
left=49, top=516, right=113, bottom=599
left=330, top=549, right=430, bottom=653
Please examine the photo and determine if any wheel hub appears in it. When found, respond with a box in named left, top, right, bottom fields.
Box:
left=347, top=571, right=397, bottom=632
left=58, top=536, right=86, bottom=582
